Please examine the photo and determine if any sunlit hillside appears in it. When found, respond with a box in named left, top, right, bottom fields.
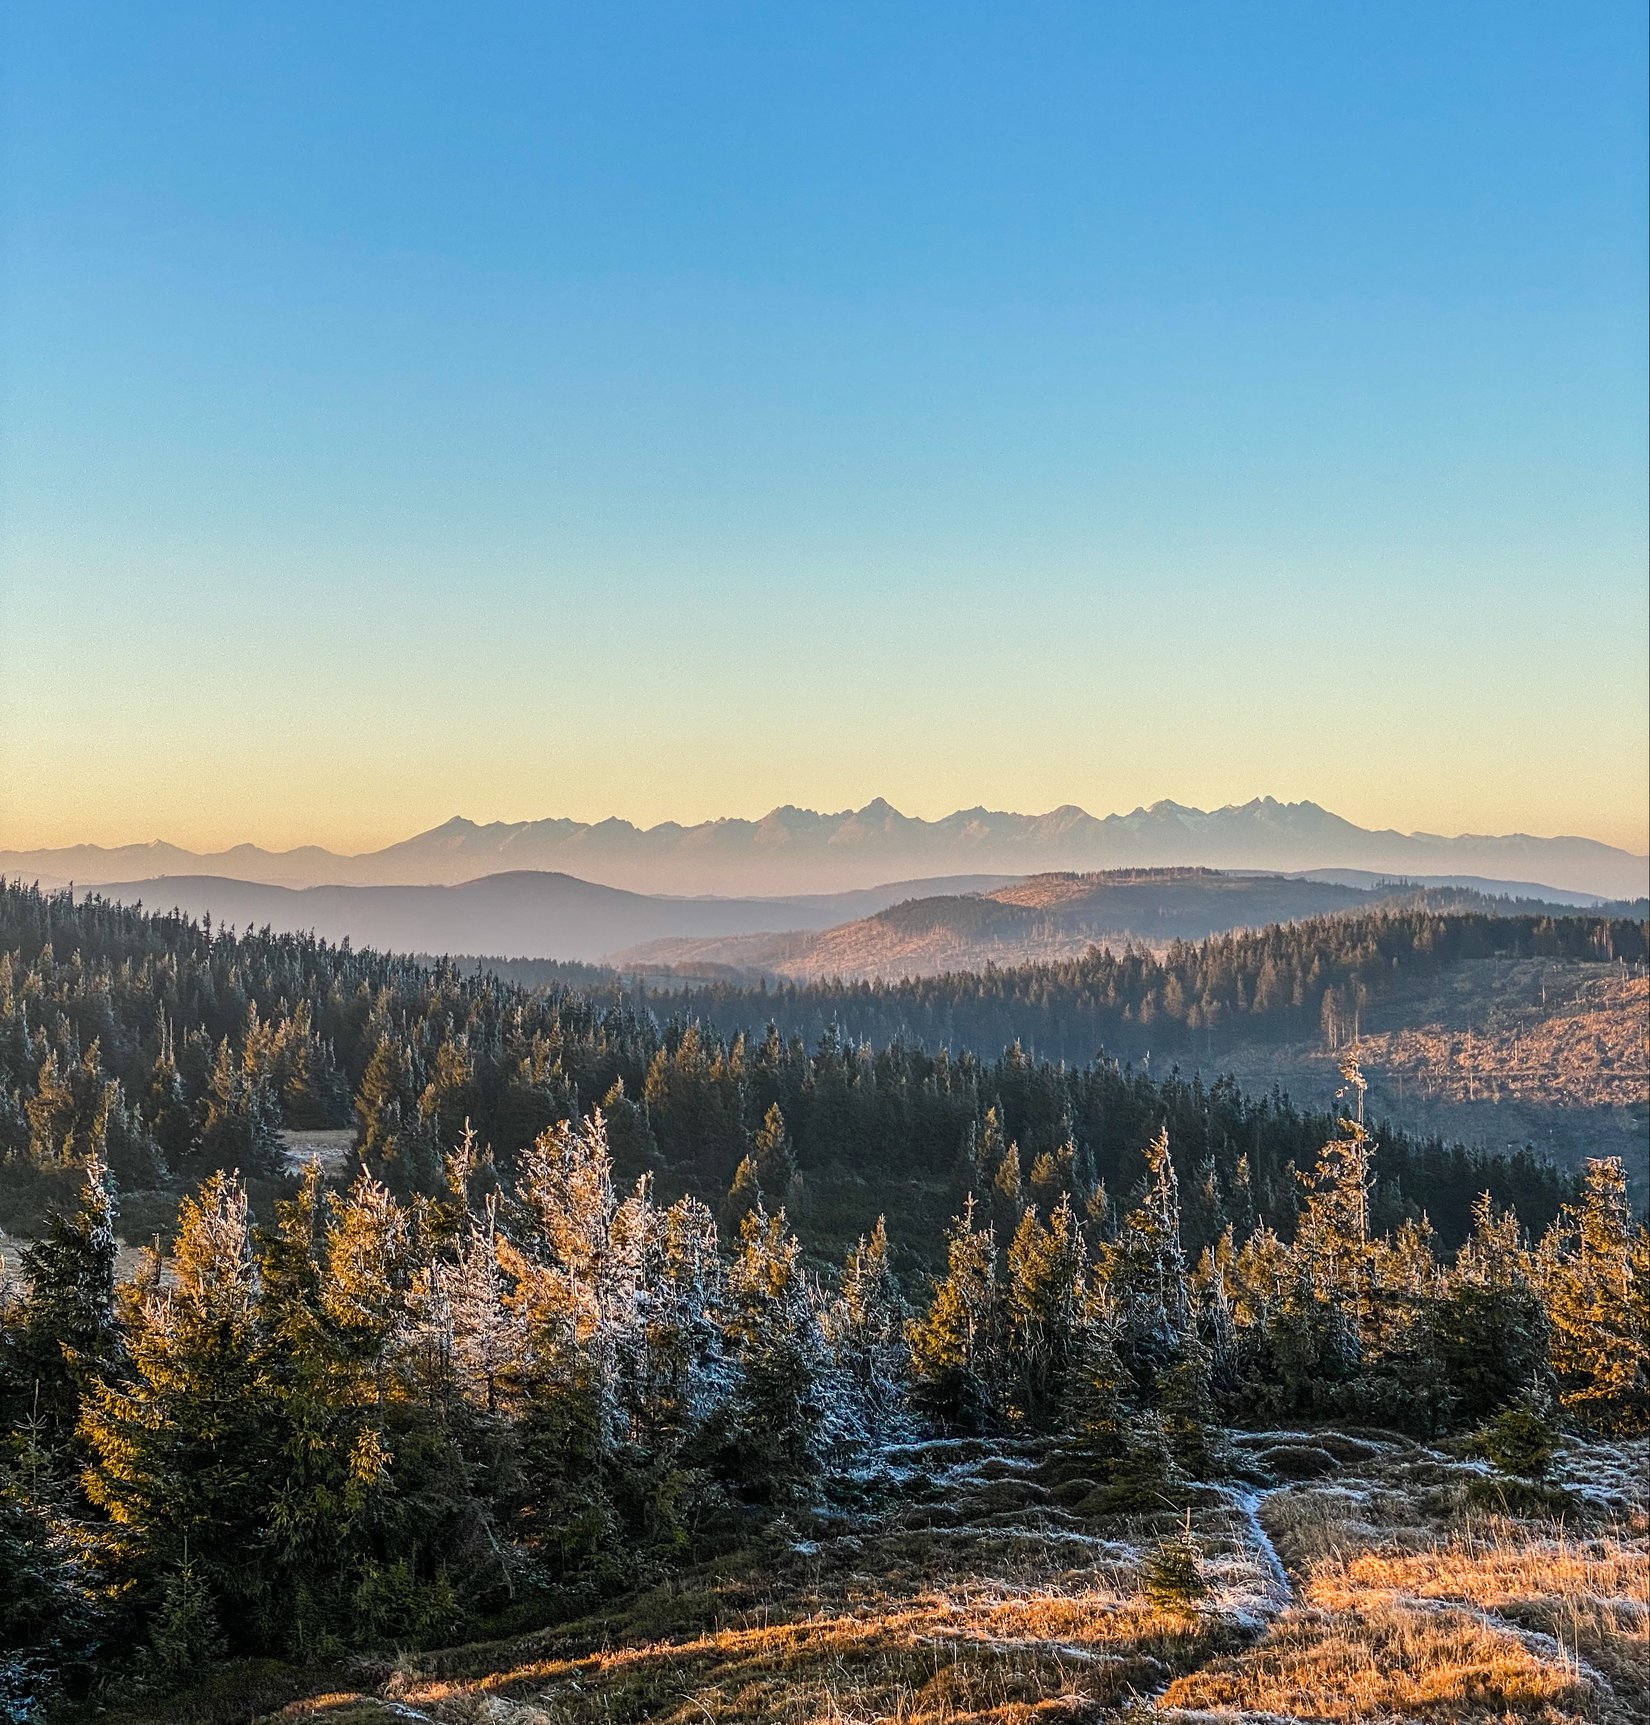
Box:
left=96, top=1432, right=1649, bottom=1725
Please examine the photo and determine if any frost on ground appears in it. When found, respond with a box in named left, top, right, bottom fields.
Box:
left=248, top=1430, right=1646, bottom=1725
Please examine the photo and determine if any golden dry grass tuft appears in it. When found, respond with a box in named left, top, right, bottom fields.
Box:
left=1162, top=1598, right=1590, bottom=1722
left=380, top=1569, right=1238, bottom=1723
left=1161, top=1516, right=1649, bottom=1725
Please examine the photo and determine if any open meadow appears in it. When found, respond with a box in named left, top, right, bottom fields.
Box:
left=81, top=1428, right=1644, bottom=1725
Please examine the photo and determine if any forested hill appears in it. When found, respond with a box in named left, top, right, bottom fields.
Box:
left=4, top=886, right=1645, bottom=1719
left=0, top=882, right=1579, bottom=1264
left=640, top=908, right=1650, bottom=1067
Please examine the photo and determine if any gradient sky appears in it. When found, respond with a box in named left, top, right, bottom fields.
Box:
left=3, top=2, right=1646, bottom=855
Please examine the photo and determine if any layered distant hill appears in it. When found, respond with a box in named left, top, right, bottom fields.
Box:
left=79, top=873, right=1015, bottom=967
left=76, top=866, right=1632, bottom=975
left=612, top=871, right=1636, bottom=981
left=4, top=797, right=1646, bottom=898
left=613, top=870, right=1373, bottom=978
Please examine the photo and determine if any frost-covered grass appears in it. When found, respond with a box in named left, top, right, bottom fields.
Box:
left=249, top=1443, right=1274, bottom=1723
left=208, top=1432, right=1649, bottom=1725
left=1163, top=1517, right=1649, bottom=1725
left=1162, top=1440, right=1649, bottom=1725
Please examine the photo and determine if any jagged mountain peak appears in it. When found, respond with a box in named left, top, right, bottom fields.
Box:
left=4, top=800, right=1642, bottom=899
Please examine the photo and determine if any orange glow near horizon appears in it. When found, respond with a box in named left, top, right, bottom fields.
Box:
left=3, top=766, right=1645, bottom=860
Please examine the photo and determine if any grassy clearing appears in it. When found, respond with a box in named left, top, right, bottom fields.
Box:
left=254, top=1441, right=1268, bottom=1725
left=1311, top=1522, right=1650, bottom=1717
left=190, top=1434, right=1650, bottom=1725
left=382, top=1588, right=1234, bottom=1723
left=1160, top=1595, right=1594, bottom=1722
left=1163, top=1449, right=1649, bottom=1725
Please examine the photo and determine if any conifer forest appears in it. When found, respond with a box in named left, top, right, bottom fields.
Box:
left=1, top=881, right=1644, bottom=1722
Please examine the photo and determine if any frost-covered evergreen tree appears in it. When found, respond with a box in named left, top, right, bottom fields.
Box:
left=80, top=1173, right=273, bottom=1639
left=1061, top=1289, right=1129, bottom=1466
left=505, top=1113, right=636, bottom=1564
left=751, top=1103, right=796, bottom=1206
left=257, top=1160, right=396, bottom=1653
left=1477, top=1380, right=1560, bottom=1481
left=721, top=1206, right=829, bottom=1501
left=199, top=1035, right=283, bottom=1178
left=635, top=1193, right=726, bottom=1450
left=1003, top=1196, right=1086, bottom=1428
left=1, top=1153, right=118, bottom=1445
left=322, top=1170, right=418, bottom=1407
left=720, top=1153, right=764, bottom=1236
left=440, top=1192, right=521, bottom=1418
left=1101, top=1127, right=1190, bottom=1388
left=0, top=1475, right=95, bottom=1717
left=1426, top=1193, right=1550, bottom=1425
left=824, top=1217, right=910, bottom=1442
left=1539, top=1158, right=1649, bottom=1433
left=908, top=1196, right=1001, bottom=1432
left=1292, top=1054, right=1376, bottom=1352
left=1141, top=1516, right=1206, bottom=1610
left=1158, top=1335, right=1224, bottom=1477
left=991, top=1140, right=1025, bottom=1234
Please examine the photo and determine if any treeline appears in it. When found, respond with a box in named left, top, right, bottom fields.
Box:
left=0, top=884, right=1576, bottom=1264
left=646, top=908, right=1650, bottom=1063
left=2, top=1103, right=1645, bottom=1710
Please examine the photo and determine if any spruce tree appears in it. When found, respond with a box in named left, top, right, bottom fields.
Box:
left=722, top=1207, right=828, bottom=1501
left=1141, top=1514, right=1207, bottom=1611
left=908, top=1196, right=1001, bottom=1432
left=136, top=1557, right=226, bottom=1684
left=824, top=1217, right=910, bottom=1442
left=1540, top=1159, right=1649, bottom=1434
left=598, top=1077, right=658, bottom=1183
left=199, top=1036, right=283, bottom=1178
left=751, top=1103, right=796, bottom=1206
left=1427, top=1193, right=1549, bottom=1424
left=1158, top=1336, right=1224, bottom=1478
left=636, top=1195, right=726, bottom=1451
left=0, top=1475, right=95, bottom=1717
left=1004, top=1197, right=1086, bottom=1428
left=256, top=1160, right=382, bottom=1652
left=1293, top=1054, right=1376, bottom=1352
left=80, top=1173, right=274, bottom=1642
left=1062, top=1292, right=1130, bottom=1466
left=720, top=1154, right=764, bottom=1236
left=1101, top=1127, right=1190, bottom=1388
left=1477, top=1381, right=1560, bottom=1481
left=1, top=1154, right=118, bottom=1446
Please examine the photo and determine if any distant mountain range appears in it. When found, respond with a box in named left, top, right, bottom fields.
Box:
left=6, top=797, right=1646, bottom=899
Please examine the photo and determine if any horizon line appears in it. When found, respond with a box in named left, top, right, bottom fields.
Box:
left=2, top=794, right=1647, bottom=862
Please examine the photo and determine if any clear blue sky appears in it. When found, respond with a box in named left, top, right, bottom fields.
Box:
left=3, top=2, right=1646, bottom=852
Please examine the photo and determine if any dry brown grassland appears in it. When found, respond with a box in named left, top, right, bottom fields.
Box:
left=240, top=1429, right=1646, bottom=1725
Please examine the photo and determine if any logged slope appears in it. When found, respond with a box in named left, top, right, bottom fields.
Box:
left=1217, top=959, right=1650, bottom=1187
left=6, top=797, right=1643, bottom=897
left=645, top=908, right=1650, bottom=1189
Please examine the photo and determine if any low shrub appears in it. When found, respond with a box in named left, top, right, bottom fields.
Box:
left=1258, top=1443, right=1340, bottom=1480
